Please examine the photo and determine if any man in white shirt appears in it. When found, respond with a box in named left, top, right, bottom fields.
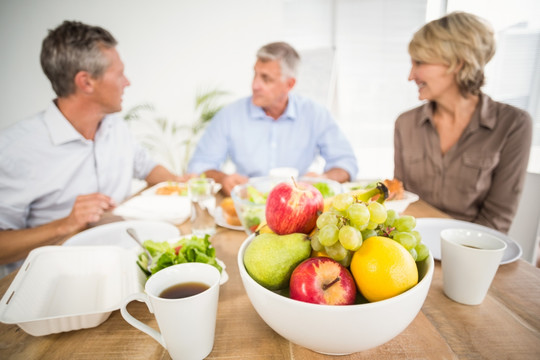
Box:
left=0, top=21, right=185, bottom=273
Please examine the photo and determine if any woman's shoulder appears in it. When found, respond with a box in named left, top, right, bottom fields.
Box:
left=483, top=94, right=532, bottom=129
left=396, top=102, right=430, bottom=125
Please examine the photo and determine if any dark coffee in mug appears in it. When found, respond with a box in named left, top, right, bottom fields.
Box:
left=159, top=282, right=209, bottom=299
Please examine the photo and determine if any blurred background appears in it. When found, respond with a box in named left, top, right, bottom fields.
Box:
left=1, top=0, right=539, bottom=180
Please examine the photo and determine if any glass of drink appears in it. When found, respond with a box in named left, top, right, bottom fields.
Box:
left=188, top=177, right=217, bottom=236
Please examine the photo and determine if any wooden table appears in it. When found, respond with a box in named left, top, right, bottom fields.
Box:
left=1, top=200, right=539, bottom=359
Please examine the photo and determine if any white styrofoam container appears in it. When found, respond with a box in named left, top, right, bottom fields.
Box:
left=0, top=246, right=143, bottom=336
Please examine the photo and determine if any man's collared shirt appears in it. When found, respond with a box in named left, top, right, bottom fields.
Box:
left=0, top=101, right=157, bottom=230
left=188, top=93, right=358, bottom=179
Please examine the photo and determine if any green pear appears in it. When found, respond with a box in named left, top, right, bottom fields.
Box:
left=243, top=233, right=311, bottom=290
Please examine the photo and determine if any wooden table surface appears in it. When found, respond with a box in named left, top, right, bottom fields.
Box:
left=1, top=199, right=539, bottom=359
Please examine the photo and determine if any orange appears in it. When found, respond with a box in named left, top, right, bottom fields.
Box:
left=350, top=236, right=418, bottom=302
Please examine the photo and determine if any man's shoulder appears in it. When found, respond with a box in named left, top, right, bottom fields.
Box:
left=289, top=94, right=333, bottom=124
left=0, top=111, right=47, bottom=146
left=291, top=93, right=326, bottom=110
left=211, top=96, right=252, bottom=122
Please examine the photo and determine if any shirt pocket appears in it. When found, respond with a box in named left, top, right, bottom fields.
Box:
left=460, top=153, right=500, bottom=194
left=401, top=151, right=435, bottom=195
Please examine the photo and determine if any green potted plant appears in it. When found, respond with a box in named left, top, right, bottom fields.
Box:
left=124, top=88, right=229, bottom=174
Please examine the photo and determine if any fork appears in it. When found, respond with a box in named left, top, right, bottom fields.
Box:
left=126, top=228, right=153, bottom=273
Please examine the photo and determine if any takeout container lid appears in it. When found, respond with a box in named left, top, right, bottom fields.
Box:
left=0, top=246, right=144, bottom=336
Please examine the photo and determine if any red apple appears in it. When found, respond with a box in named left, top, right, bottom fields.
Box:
left=290, top=257, right=357, bottom=305
left=265, top=180, right=323, bottom=235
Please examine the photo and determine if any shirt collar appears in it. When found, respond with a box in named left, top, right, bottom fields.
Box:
left=44, top=101, right=115, bottom=145
left=416, top=93, right=495, bottom=130
left=248, top=94, right=297, bottom=121
left=44, top=101, right=85, bottom=145
left=477, top=93, right=496, bottom=129
left=417, top=101, right=434, bottom=127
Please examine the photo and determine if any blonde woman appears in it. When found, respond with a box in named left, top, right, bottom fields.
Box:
left=394, top=12, right=532, bottom=233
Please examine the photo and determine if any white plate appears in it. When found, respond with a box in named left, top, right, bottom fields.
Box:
left=141, top=181, right=188, bottom=196
left=112, top=195, right=191, bottom=224
left=415, top=218, right=522, bottom=264
left=343, top=181, right=419, bottom=213
left=384, top=191, right=419, bottom=213
left=214, top=207, right=244, bottom=231
left=65, top=223, right=228, bottom=285
left=143, top=181, right=222, bottom=196
left=63, top=220, right=181, bottom=248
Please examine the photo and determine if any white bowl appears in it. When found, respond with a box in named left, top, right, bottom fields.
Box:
left=230, top=177, right=278, bottom=235
left=298, top=176, right=343, bottom=198
left=237, top=234, right=434, bottom=355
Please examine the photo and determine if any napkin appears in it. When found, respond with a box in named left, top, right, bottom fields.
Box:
left=113, top=195, right=191, bottom=224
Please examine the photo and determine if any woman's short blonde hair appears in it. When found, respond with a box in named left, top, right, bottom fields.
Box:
left=409, top=11, right=495, bottom=96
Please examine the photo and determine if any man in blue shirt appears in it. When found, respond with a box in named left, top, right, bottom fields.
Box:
left=188, top=42, right=358, bottom=195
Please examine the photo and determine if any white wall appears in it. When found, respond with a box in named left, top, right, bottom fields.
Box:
left=2, top=0, right=538, bottom=177
left=0, top=0, right=285, bottom=130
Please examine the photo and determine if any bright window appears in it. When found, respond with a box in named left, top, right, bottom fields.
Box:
left=284, top=0, right=540, bottom=178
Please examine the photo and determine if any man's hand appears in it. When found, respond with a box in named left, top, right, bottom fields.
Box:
left=303, top=171, right=325, bottom=179
left=175, top=173, right=196, bottom=182
left=63, top=193, right=116, bottom=233
left=0, top=193, right=115, bottom=265
left=305, top=168, right=351, bottom=183
left=221, top=173, right=249, bottom=196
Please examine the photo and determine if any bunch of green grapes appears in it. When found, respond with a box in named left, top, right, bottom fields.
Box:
left=310, top=192, right=429, bottom=266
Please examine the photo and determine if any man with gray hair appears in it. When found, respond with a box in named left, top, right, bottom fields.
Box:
left=0, top=21, right=185, bottom=275
left=188, top=41, right=358, bottom=195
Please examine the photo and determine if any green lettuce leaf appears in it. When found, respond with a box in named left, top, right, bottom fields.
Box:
left=137, top=234, right=222, bottom=279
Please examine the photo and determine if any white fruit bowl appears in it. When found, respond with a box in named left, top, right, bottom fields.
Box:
left=237, top=234, right=434, bottom=355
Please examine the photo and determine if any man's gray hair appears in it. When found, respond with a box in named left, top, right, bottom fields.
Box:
left=256, top=42, right=301, bottom=79
left=40, top=20, right=117, bottom=97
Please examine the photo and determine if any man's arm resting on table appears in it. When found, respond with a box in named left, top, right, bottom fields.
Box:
left=145, top=165, right=194, bottom=186
left=305, top=167, right=351, bottom=183
left=0, top=193, right=115, bottom=264
left=323, top=168, right=351, bottom=183
left=0, top=220, right=77, bottom=264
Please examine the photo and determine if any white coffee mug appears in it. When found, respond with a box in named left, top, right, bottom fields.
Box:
left=440, top=228, right=507, bottom=305
left=121, top=263, right=221, bottom=360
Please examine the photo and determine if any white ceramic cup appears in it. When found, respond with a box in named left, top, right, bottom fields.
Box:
left=120, top=263, right=221, bottom=360
left=440, top=228, right=507, bottom=305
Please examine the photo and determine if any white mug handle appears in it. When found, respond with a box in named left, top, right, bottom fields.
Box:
left=120, top=292, right=166, bottom=348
